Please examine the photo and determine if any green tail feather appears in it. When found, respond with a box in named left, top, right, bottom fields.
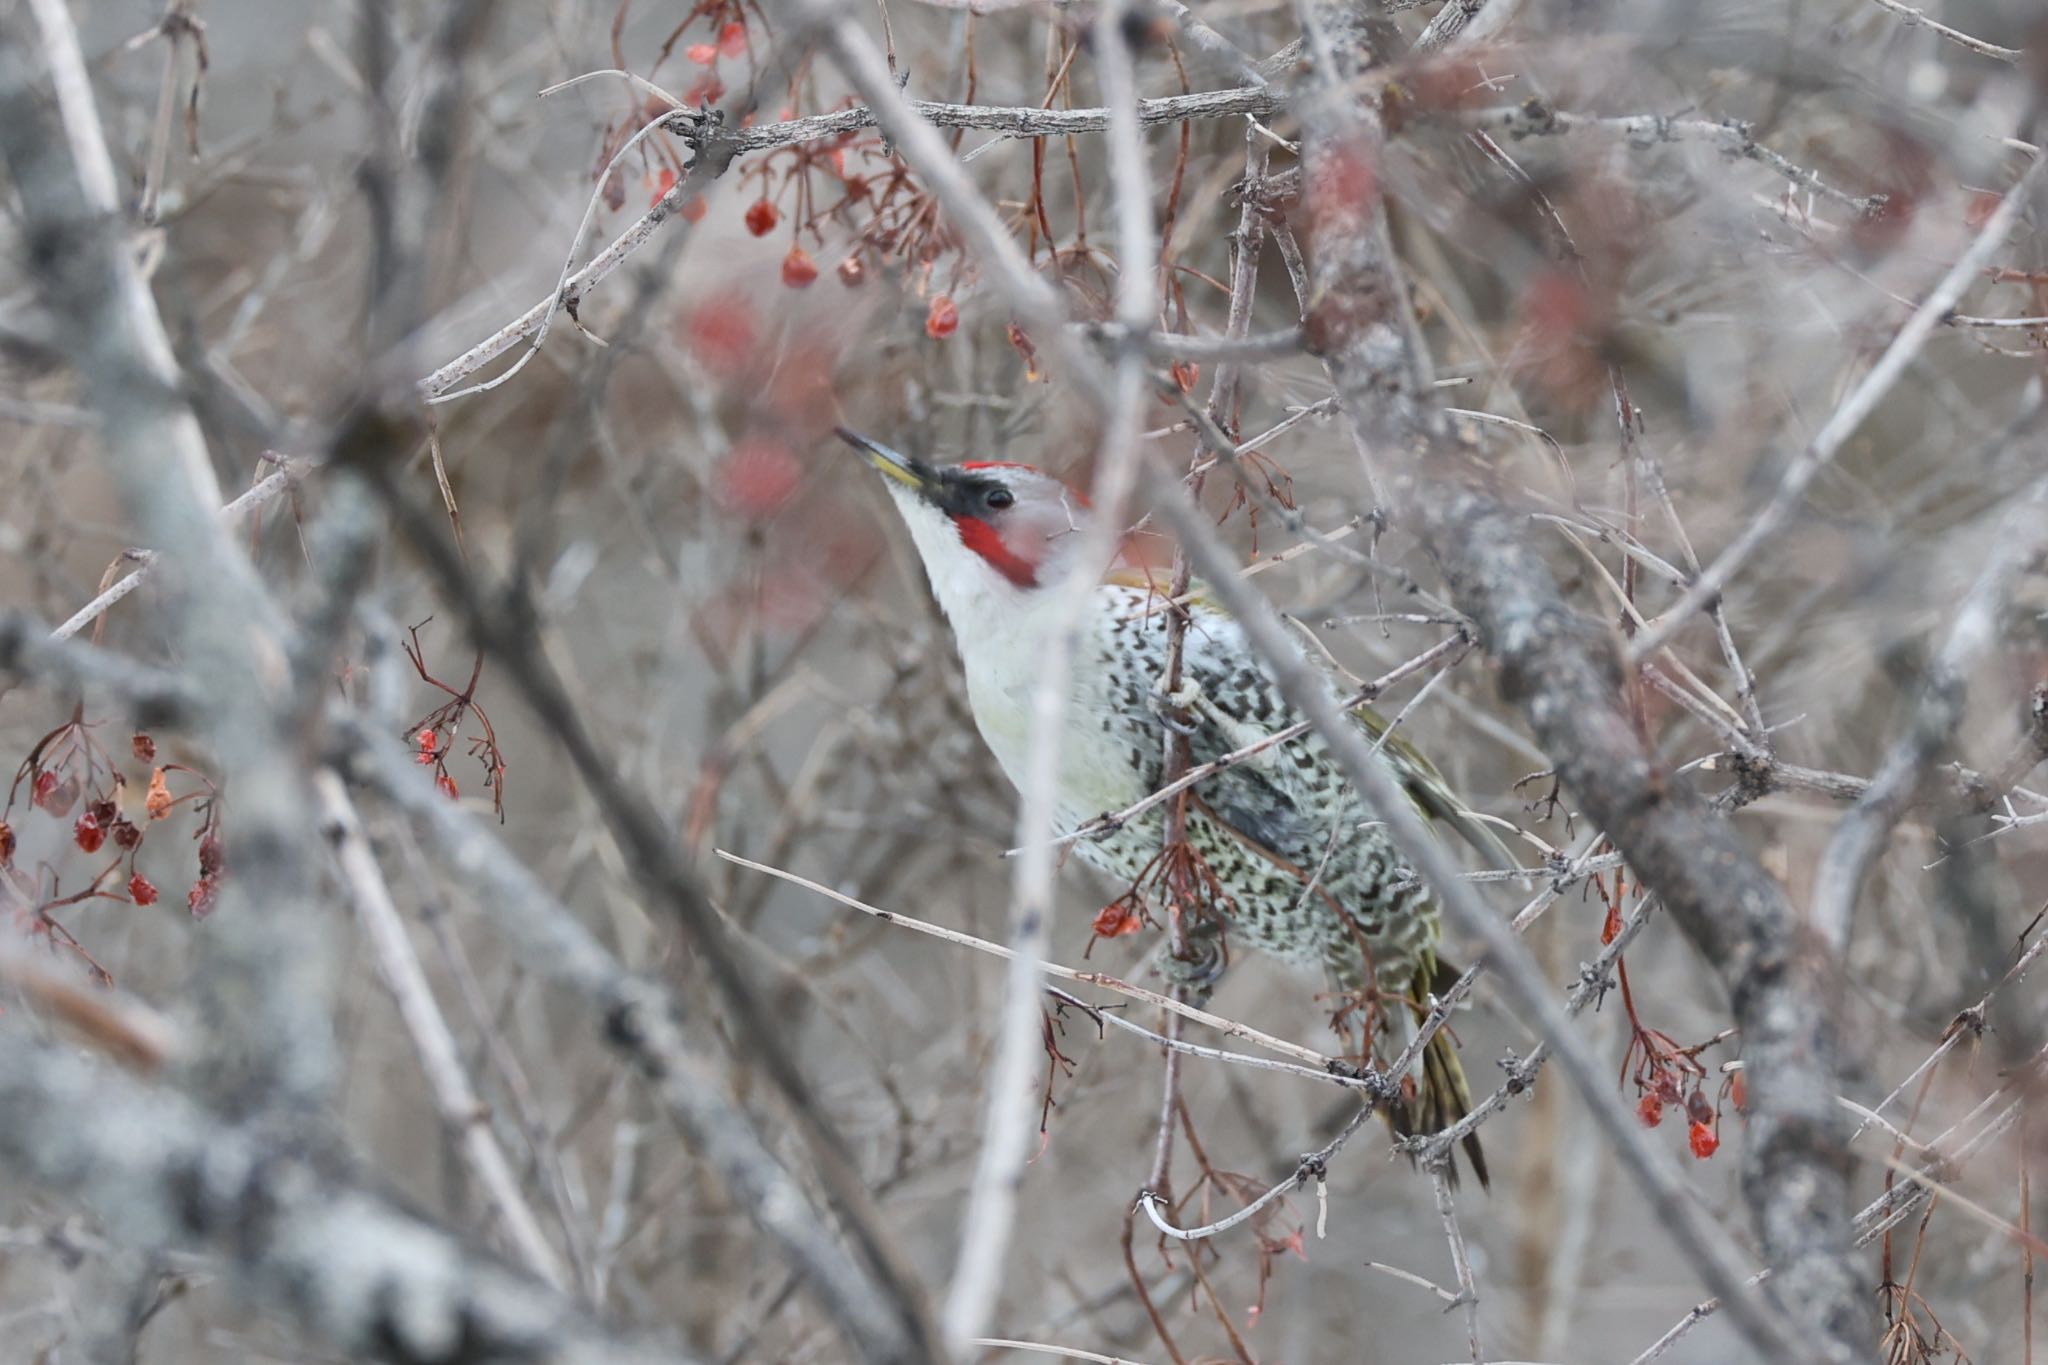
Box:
left=1388, top=957, right=1489, bottom=1189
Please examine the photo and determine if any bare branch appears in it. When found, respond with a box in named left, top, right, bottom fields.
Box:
left=1809, top=478, right=2048, bottom=953
left=1629, top=153, right=2047, bottom=664
left=330, top=706, right=939, bottom=1362
left=420, top=83, right=1275, bottom=400
left=0, top=1025, right=682, bottom=1365
left=1, top=0, right=334, bottom=1110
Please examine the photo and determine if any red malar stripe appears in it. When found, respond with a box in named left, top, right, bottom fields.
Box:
left=951, top=514, right=1039, bottom=588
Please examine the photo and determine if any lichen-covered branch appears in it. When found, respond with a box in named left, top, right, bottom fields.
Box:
left=0, top=1025, right=684, bottom=1365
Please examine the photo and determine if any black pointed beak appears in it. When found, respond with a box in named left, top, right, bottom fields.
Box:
left=837, top=427, right=938, bottom=500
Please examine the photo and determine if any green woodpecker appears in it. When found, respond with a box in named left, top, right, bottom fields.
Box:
left=843, top=428, right=1493, bottom=1184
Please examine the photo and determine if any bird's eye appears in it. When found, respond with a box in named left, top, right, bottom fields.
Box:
left=984, top=487, right=1015, bottom=511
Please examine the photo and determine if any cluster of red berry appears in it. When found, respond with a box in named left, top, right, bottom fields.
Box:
left=401, top=626, right=508, bottom=819
left=1627, top=1024, right=1741, bottom=1160
left=2, top=720, right=224, bottom=982
left=733, top=133, right=964, bottom=338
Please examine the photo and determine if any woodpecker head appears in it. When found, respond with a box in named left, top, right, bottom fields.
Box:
left=839, top=427, right=1091, bottom=628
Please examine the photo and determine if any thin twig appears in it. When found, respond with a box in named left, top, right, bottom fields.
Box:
left=1866, top=0, right=2020, bottom=61
left=715, top=850, right=1362, bottom=1074
left=311, top=771, right=569, bottom=1290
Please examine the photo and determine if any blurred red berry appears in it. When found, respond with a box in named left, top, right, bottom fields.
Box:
left=1728, top=1070, right=1748, bottom=1112
left=717, top=21, right=748, bottom=57
left=1637, top=1093, right=1665, bottom=1128
left=188, top=876, right=218, bottom=918
left=744, top=198, right=780, bottom=237
left=685, top=42, right=717, bottom=65
left=417, top=729, right=438, bottom=755
left=74, top=811, right=105, bottom=854
left=0, top=820, right=13, bottom=864
left=684, top=293, right=758, bottom=378
left=1687, top=1120, right=1719, bottom=1159
left=132, top=733, right=156, bottom=762
left=31, top=770, right=58, bottom=810
left=680, top=194, right=708, bottom=224
left=925, top=294, right=959, bottom=339
left=650, top=167, right=676, bottom=208
left=112, top=818, right=141, bottom=850
left=1308, top=139, right=1377, bottom=217
left=781, top=245, right=819, bottom=288
left=683, top=75, right=724, bottom=106
left=837, top=255, right=866, bottom=287
left=717, top=439, right=802, bottom=519
left=128, top=873, right=158, bottom=906
left=436, top=772, right=460, bottom=801
left=1170, top=360, right=1200, bottom=393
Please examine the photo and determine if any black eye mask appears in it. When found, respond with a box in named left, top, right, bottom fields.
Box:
left=933, top=467, right=1014, bottom=520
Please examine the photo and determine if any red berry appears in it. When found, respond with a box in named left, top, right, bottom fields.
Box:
left=836, top=255, right=866, bottom=287
left=128, top=873, right=158, bottom=906
left=1636, top=1093, right=1665, bottom=1128
left=680, top=195, right=708, bottom=223
left=1170, top=360, right=1200, bottom=393
left=1687, top=1120, right=1719, bottom=1160
left=31, top=770, right=59, bottom=809
left=718, top=21, right=749, bottom=57
left=649, top=167, right=676, bottom=208
left=683, top=75, right=725, bottom=106
left=1090, top=902, right=1144, bottom=939
left=112, top=818, right=141, bottom=850
left=780, top=245, right=819, bottom=289
left=744, top=198, right=780, bottom=237
left=685, top=42, right=717, bottom=65
left=436, top=772, right=460, bottom=801
left=684, top=293, right=758, bottom=378
left=197, top=833, right=224, bottom=878
left=132, top=733, right=156, bottom=762
left=0, top=820, right=14, bottom=864
left=417, top=729, right=438, bottom=755
left=1728, top=1071, right=1748, bottom=1112
left=925, top=294, right=959, bottom=339
left=716, top=439, right=802, bottom=519
left=74, top=812, right=105, bottom=854
left=187, top=876, right=218, bottom=918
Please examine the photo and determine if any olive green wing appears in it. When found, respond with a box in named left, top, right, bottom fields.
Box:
left=1353, top=702, right=1519, bottom=874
